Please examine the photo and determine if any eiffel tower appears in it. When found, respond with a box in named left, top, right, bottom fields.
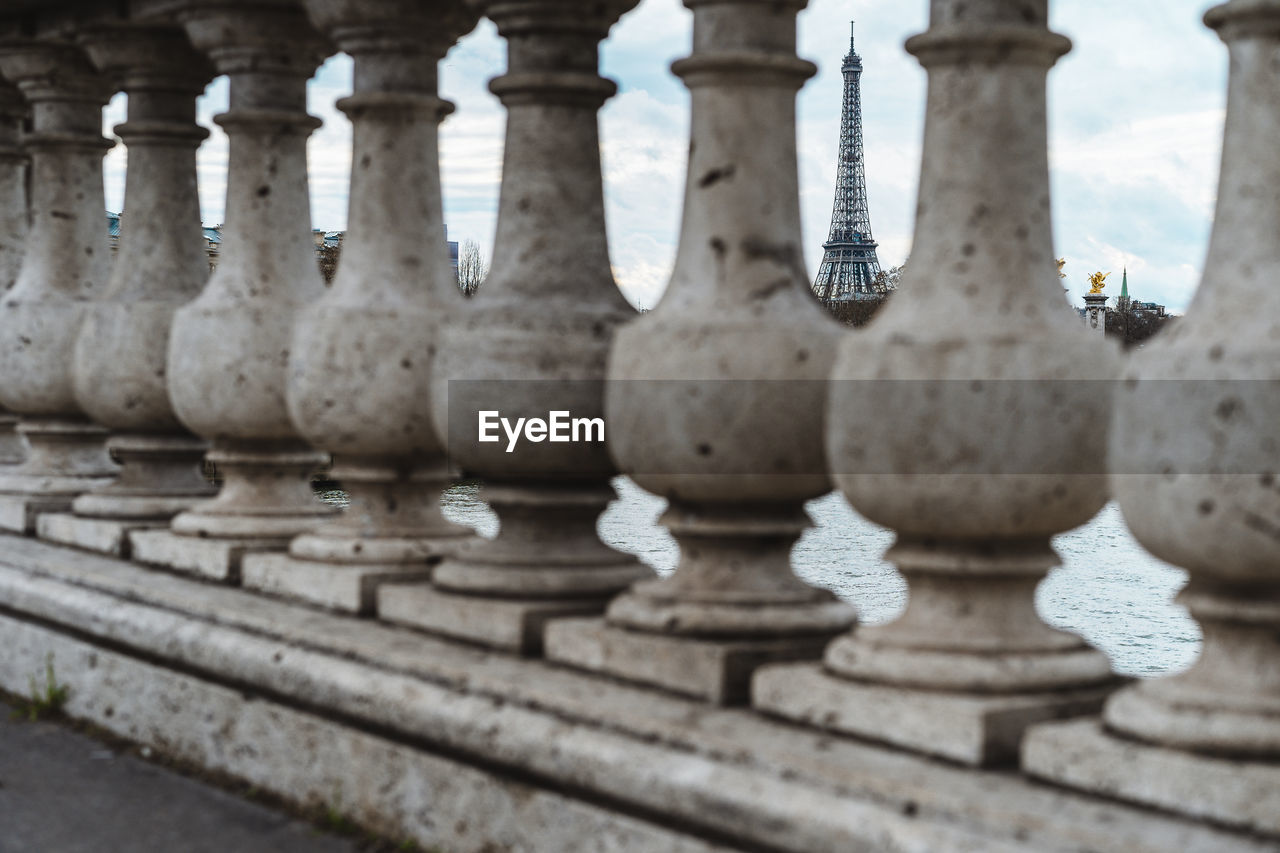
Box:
left=813, top=22, right=882, bottom=303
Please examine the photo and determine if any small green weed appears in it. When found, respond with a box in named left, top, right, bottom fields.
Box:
left=312, top=787, right=441, bottom=852
left=319, top=803, right=360, bottom=836
left=12, top=654, right=69, bottom=721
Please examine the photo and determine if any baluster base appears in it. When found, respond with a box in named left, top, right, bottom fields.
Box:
left=376, top=483, right=650, bottom=653
left=753, top=661, right=1119, bottom=767
left=544, top=617, right=836, bottom=705
left=604, top=502, right=857, bottom=637
left=1023, top=718, right=1280, bottom=837
left=287, top=459, right=473, bottom=563
left=378, top=584, right=609, bottom=655
left=545, top=501, right=854, bottom=703
left=38, top=512, right=168, bottom=558
left=0, top=418, right=118, bottom=533
left=129, top=528, right=274, bottom=582
left=1023, top=584, right=1280, bottom=833
left=169, top=440, right=335, bottom=538
left=244, top=553, right=438, bottom=617
left=128, top=440, right=336, bottom=582
left=1103, top=584, right=1280, bottom=756
left=0, top=412, right=25, bottom=464
left=754, top=536, right=1121, bottom=765
left=69, top=434, right=215, bottom=520
left=239, top=459, right=474, bottom=615
left=430, top=483, right=650, bottom=596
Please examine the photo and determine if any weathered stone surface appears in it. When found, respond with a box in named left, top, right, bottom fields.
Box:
left=815, top=0, right=1121, bottom=763
left=1024, top=718, right=1280, bottom=837
left=0, top=41, right=118, bottom=499
left=0, top=619, right=733, bottom=853
left=69, top=24, right=216, bottom=522
left=378, top=582, right=604, bottom=654
left=1102, top=0, right=1280, bottom=762
left=129, top=528, right=287, bottom=582
left=164, top=1, right=335, bottom=539
left=753, top=662, right=1117, bottom=766
left=0, top=83, right=27, bottom=469
left=0, top=494, right=71, bottom=534
left=285, top=0, right=477, bottom=570
left=37, top=512, right=168, bottom=557
left=0, top=413, right=22, bottom=465
left=579, top=0, right=855, bottom=700
left=549, top=618, right=846, bottom=705
left=425, top=0, right=650, bottom=610
left=0, top=534, right=1267, bottom=853
left=242, top=551, right=433, bottom=615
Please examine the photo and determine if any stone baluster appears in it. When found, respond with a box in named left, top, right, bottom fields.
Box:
left=244, top=0, right=478, bottom=614
left=35, top=21, right=217, bottom=557
left=543, top=0, right=855, bottom=703
left=1024, top=0, right=1280, bottom=834
left=754, top=0, right=1123, bottom=765
left=0, top=79, right=27, bottom=467
left=0, top=37, right=117, bottom=534
left=376, top=0, right=652, bottom=654
left=128, top=0, right=336, bottom=581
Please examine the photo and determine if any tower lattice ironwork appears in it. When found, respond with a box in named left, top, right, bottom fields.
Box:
left=813, top=22, right=882, bottom=302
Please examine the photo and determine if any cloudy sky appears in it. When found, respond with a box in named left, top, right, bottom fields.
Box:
left=104, top=0, right=1228, bottom=313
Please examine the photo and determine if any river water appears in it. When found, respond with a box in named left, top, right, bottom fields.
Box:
left=327, top=478, right=1200, bottom=678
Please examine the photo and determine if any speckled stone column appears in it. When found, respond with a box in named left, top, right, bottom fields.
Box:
left=0, top=38, right=117, bottom=533
left=37, top=22, right=218, bottom=556
left=128, top=0, right=336, bottom=581
left=241, top=0, right=478, bottom=614
left=0, top=80, right=27, bottom=467
left=1024, top=0, right=1280, bottom=834
left=754, top=0, right=1123, bottom=764
left=543, top=0, right=855, bottom=702
left=377, top=0, right=651, bottom=653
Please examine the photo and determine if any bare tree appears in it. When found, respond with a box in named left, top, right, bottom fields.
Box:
left=820, top=264, right=902, bottom=327
left=317, top=243, right=341, bottom=286
left=1106, top=301, right=1172, bottom=348
left=869, top=264, right=905, bottom=295
left=457, top=238, right=488, bottom=297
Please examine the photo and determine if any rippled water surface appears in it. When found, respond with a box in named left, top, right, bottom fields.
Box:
left=328, top=478, right=1199, bottom=678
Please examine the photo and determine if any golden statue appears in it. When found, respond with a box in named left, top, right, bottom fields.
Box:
left=1056, top=258, right=1067, bottom=279
left=1088, top=271, right=1110, bottom=294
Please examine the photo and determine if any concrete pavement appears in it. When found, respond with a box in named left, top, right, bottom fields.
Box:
left=0, top=705, right=358, bottom=853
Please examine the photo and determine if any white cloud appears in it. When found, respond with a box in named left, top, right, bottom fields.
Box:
left=600, top=88, right=686, bottom=307
left=1051, top=109, right=1223, bottom=216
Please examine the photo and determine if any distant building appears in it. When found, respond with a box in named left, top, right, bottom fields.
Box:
left=1117, top=269, right=1166, bottom=317
left=106, top=210, right=121, bottom=248
left=312, top=229, right=344, bottom=250
left=445, top=224, right=459, bottom=279
left=112, top=213, right=460, bottom=280
left=203, top=226, right=222, bottom=270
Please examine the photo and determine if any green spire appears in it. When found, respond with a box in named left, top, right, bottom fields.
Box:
left=1120, top=267, right=1129, bottom=300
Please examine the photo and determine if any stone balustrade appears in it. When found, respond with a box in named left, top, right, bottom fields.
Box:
left=0, top=0, right=1274, bottom=850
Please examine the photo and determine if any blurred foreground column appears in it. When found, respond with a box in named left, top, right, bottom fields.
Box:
left=1024, top=0, right=1280, bottom=834
left=544, top=0, right=855, bottom=702
left=0, top=35, right=117, bottom=533
left=376, top=0, right=651, bottom=653
left=0, top=79, right=26, bottom=467
left=754, top=0, right=1122, bottom=764
left=129, top=0, right=337, bottom=581
left=245, top=0, right=479, bottom=614
left=38, top=19, right=217, bottom=557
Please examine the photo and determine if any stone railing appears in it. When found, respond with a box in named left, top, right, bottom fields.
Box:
left=0, top=0, right=1275, bottom=850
